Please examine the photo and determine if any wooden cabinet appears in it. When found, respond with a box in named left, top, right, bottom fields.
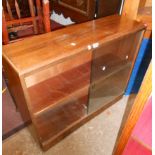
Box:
left=52, top=0, right=96, bottom=22
left=52, top=0, right=123, bottom=22
left=2, top=15, right=145, bottom=150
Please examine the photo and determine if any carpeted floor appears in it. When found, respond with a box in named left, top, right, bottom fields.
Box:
left=2, top=76, right=26, bottom=140
left=2, top=95, right=136, bottom=155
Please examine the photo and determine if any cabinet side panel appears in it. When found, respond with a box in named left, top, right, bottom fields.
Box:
left=2, top=57, right=31, bottom=122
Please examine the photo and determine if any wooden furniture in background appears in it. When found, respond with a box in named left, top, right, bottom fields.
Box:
left=122, top=0, right=152, bottom=38
left=2, top=9, right=9, bottom=45
left=52, top=0, right=96, bottom=22
left=122, top=0, right=141, bottom=20
left=2, top=0, right=52, bottom=44
left=42, top=0, right=51, bottom=32
left=139, top=0, right=152, bottom=8
left=51, top=0, right=123, bottom=23
left=97, top=0, right=122, bottom=18
left=138, top=0, right=152, bottom=38
left=113, top=61, right=152, bottom=155
left=2, top=15, right=146, bottom=150
left=2, top=0, right=41, bottom=44
left=137, top=6, right=152, bottom=38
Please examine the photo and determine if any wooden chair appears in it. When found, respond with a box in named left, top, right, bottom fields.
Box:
left=2, top=0, right=51, bottom=45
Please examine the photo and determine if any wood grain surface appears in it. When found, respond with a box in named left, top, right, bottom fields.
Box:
left=3, top=15, right=146, bottom=75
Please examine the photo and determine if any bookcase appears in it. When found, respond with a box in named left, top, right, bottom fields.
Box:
left=2, top=15, right=145, bottom=150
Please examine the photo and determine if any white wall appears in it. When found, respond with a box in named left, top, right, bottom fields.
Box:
left=51, top=11, right=75, bottom=26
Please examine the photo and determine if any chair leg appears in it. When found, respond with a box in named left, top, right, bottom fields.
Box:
left=28, top=0, right=38, bottom=34
left=2, top=9, right=9, bottom=45
left=36, top=0, right=44, bottom=33
left=42, top=0, right=51, bottom=32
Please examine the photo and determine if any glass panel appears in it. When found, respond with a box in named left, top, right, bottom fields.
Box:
left=25, top=31, right=142, bottom=142
left=88, top=32, right=142, bottom=114
left=26, top=58, right=91, bottom=141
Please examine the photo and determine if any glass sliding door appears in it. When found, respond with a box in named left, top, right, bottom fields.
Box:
left=88, top=31, right=143, bottom=114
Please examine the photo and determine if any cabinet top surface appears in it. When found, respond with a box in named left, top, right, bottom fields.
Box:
left=3, top=15, right=145, bottom=75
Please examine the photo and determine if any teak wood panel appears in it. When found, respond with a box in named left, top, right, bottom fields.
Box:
left=2, top=15, right=145, bottom=76
left=122, top=0, right=141, bottom=20
left=2, top=58, right=31, bottom=122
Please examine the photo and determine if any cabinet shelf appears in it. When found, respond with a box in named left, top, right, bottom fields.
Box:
left=34, top=95, right=87, bottom=143
left=28, top=62, right=91, bottom=115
